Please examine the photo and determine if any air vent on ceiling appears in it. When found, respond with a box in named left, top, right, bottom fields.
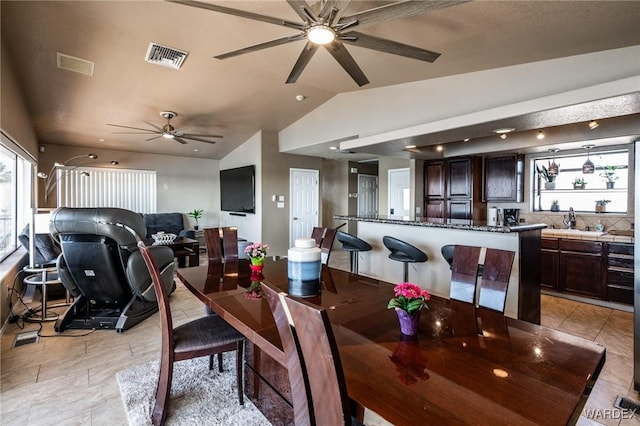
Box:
left=57, top=52, right=94, bottom=76
left=145, top=43, right=188, bottom=69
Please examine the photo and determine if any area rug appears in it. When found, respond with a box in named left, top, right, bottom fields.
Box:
left=116, top=354, right=272, bottom=426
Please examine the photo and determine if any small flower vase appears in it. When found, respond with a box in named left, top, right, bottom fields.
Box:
left=396, top=308, right=421, bottom=336
left=249, top=263, right=264, bottom=272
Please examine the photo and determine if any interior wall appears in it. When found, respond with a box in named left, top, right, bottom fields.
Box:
left=321, top=159, right=349, bottom=231
left=38, top=144, right=220, bottom=228
left=377, top=157, right=411, bottom=218
left=219, top=131, right=262, bottom=243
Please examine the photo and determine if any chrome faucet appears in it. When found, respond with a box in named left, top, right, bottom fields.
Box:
left=563, top=207, right=576, bottom=229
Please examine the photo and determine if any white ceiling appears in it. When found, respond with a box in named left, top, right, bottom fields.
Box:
left=2, top=1, right=639, bottom=160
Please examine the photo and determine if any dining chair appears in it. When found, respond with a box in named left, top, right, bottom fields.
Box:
left=319, top=227, right=337, bottom=265
left=311, top=227, right=325, bottom=247
left=137, top=243, right=245, bottom=426
left=449, top=245, right=482, bottom=304
left=477, top=248, right=515, bottom=313
left=262, top=284, right=360, bottom=426
left=204, top=227, right=238, bottom=263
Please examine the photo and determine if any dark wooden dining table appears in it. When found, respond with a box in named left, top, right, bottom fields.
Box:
left=177, top=257, right=605, bottom=426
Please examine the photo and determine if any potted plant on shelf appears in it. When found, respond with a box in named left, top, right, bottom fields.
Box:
left=536, top=165, right=556, bottom=189
left=595, top=199, right=610, bottom=213
left=550, top=200, right=560, bottom=212
left=187, top=209, right=203, bottom=230
left=599, top=165, right=618, bottom=189
left=572, top=177, right=586, bottom=190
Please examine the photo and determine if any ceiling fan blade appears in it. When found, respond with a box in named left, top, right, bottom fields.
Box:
left=341, top=31, right=441, bottom=62
left=319, top=0, right=350, bottom=24
left=145, top=135, right=162, bottom=142
left=143, top=120, right=163, bottom=132
left=107, top=123, right=156, bottom=133
left=324, top=42, right=369, bottom=86
left=183, top=133, right=224, bottom=139
left=286, top=0, right=317, bottom=23
left=182, top=134, right=222, bottom=142
left=110, top=131, right=159, bottom=135
left=168, top=0, right=306, bottom=30
left=181, top=136, right=218, bottom=145
left=340, top=0, right=467, bottom=31
left=216, top=34, right=305, bottom=60
left=286, top=41, right=320, bottom=84
left=173, top=137, right=189, bottom=145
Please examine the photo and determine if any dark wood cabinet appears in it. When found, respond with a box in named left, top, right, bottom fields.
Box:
left=423, top=156, right=484, bottom=221
left=483, top=154, right=524, bottom=202
left=558, top=239, right=605, bottom=299
left=540, top=238, right=559, bottom=290
left=607, top=242, right=634, bottom=304
left=424, top=161, right=445, bottom=198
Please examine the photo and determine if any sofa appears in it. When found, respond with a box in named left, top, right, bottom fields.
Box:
left=141, top=213, right=195, bottom=239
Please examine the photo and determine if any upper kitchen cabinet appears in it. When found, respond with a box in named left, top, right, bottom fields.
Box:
left=424, top=156, right=485, bottom=221
left=484, top=154, right=524, bottom=202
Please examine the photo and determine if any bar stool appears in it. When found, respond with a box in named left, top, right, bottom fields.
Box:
left=336, top=231, right=372, bottom=274
left=382, top=236, right=428, bottom=282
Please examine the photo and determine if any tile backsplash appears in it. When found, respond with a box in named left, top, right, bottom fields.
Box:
left=520, top=212, right=634, bottom=233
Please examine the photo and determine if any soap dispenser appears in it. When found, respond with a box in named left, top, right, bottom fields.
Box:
left=595, top=220, right=604, bottom=232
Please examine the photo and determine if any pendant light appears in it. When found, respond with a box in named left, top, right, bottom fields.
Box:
left=547, top=148, right=559, bottom=176
left=582, top=145, right=596, bottom=174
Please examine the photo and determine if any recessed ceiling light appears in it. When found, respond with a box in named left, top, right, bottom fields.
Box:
left=329, top=146, right=338, bottom=150
left=99, top=138, right=105, bottom=142
left=493, top=128, right=515, bottom=134
left=500, top=134, right=507, bottom=140
left=193, top=149, right=198, bottom=152
left=463, top=138, right=470, bottom=142
left=588, top=120, right=599, bottom=130
left=405, top=145, right=416, bottom=149
left=436, top=145, right=443, bottom=151
left=295, top=94, right=306, bottom=102
left=537, top=130, right=545, bottom=140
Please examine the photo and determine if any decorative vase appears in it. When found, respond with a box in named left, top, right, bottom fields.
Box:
left=396, top=308, right=421, bottom=336
left=606, top=181, right=615, bottom=189
left=249, top=264, right=264, bottom=273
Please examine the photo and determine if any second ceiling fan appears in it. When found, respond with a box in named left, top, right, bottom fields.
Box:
left=170, top=0, right=466, bottom=86
left=107, top=111, right=222, bottom=145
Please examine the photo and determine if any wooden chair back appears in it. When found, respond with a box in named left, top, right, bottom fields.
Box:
left=204, top=227, right=238, bottom=263
left=263, top=284, right=352, bottom=426
left=319, top=227, right=337, bottom=265
left=477, top=248, right=515, bottom=313
left=311, top=227, right=325, bottom=246
left=449, top=245, right=482, bottom=304
left=262, top=284, right=313, bottom=426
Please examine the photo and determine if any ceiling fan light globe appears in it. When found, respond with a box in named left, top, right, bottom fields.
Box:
left=162, top=133, right=175, bottom=139
left=307, top=25, right=335, bottom=45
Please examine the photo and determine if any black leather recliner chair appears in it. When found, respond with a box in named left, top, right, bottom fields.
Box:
left=50, top=207, right=176, bottom=332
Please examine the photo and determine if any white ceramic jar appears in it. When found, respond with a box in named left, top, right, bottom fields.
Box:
left=287, top=237, right=322, bottom=297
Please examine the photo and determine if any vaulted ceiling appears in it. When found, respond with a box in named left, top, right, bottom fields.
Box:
left=2, top=1, right=639, bottom=160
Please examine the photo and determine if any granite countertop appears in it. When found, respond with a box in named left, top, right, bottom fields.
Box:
left=542, top=228, right=634, bottom=243
left=334, top=215, right=547, bottom=233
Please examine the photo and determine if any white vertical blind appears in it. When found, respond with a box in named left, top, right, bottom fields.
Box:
left=57, top=166, right=156, bottom=213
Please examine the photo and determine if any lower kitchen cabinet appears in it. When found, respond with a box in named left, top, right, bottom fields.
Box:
left=541, top=237, right=634, bottom=304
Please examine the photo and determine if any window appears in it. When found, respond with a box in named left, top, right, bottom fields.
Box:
left=532, top=149, right=629, bottom=213
left=0, top=132, right=34, bottom=261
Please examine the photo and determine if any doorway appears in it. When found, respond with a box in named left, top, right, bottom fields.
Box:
left=358, top=174, right=378, bottom=217
left=388, top=168, right=410, bottom=219
left=289, top=168, right=319, bottom=247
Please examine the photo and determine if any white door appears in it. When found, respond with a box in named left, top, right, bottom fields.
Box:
left=388, top=168, right=410, bottom=219
left=290, top=168, right=319, bottom=247
left=358, top=174, right=378, bottom=216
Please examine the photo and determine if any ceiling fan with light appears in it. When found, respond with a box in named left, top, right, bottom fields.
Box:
left=107, top=111, right=222, bottom=145
left=169, top=0, right=467, bottom=86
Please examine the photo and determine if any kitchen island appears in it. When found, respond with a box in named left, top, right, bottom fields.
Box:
left=334, top=215, right=546, bottom=324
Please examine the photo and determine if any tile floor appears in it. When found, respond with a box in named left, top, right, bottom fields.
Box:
left=1, top=251, right=638, bottom=425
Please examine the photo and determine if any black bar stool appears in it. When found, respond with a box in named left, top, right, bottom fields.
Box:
left=336, top=231, right=372, bottom=274
left=382, top=236, right=428, bottom=282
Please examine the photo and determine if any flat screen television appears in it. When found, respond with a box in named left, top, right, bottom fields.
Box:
left=220, top=165, right=255, bottom=214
